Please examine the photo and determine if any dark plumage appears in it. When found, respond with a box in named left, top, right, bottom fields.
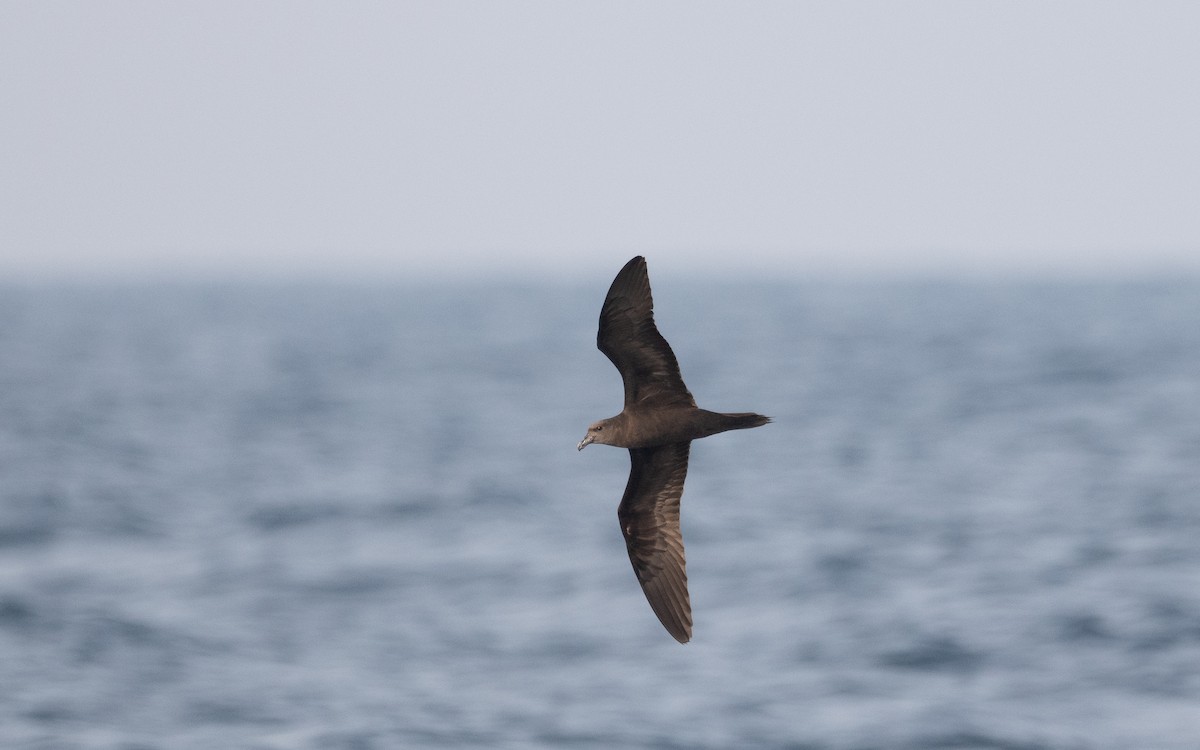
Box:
left=578, top=256, right=770, bottom=643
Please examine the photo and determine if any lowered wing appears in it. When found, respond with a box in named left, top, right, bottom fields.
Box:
left=617, top=441, right=693, bottom=643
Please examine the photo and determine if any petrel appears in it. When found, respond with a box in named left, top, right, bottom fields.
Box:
left=577, top=256, right=770, bottom=643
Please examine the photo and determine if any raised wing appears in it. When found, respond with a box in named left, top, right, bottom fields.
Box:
left=617, top=442, right=692, bottom=643
left=597, top=256, right=695, bottom=409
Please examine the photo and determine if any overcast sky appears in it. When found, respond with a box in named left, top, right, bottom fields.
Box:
left=2, top=2, right=1198, bottom=280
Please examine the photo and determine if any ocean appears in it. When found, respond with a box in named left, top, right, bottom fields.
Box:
left=1, top=278, right=1199, bottom=749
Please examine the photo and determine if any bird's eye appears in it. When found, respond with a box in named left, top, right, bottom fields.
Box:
left=595, top=426, right=603, bottom=432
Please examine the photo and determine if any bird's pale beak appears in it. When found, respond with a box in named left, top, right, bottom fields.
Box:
left=577, top=434, right=594, bottom=451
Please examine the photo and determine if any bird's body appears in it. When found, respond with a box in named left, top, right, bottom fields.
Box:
left=578, top=256, right=770, bottom=643
left=582, top=406, right=767, bottom=450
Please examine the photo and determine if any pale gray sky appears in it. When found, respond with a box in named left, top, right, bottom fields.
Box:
left=2, top=2, right=1198, bottom=280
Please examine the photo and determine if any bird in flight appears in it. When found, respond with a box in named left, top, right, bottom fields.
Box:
left=578, top=256, right=770, bottom=643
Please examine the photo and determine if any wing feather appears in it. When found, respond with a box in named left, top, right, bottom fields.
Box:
left=597, top=257, right=695, bottom=409
left=617, top=442, right=693, bottom=643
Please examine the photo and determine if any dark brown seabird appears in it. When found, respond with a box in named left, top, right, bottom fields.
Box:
left=577, top=256, right=770, bottom=643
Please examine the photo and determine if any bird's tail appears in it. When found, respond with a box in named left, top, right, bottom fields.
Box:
left=717, top=412, right=772, bottom=431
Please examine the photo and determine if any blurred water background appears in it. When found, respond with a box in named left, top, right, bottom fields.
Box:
left=1, top=277, right=1199, bottom=750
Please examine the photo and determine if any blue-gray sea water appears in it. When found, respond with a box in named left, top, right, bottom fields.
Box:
left=2, top=278, right=1199, bottom=750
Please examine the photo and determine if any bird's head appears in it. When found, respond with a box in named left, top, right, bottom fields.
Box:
left=577, top=419, right=614, bottom=451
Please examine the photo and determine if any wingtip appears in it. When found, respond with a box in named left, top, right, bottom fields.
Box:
left=603, top=256, right=654, bottom=314
left=616, top=255, right=646, bottom=278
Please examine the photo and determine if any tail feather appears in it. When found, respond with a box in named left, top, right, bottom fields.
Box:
left=719, top=412, right=771, bottom=431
